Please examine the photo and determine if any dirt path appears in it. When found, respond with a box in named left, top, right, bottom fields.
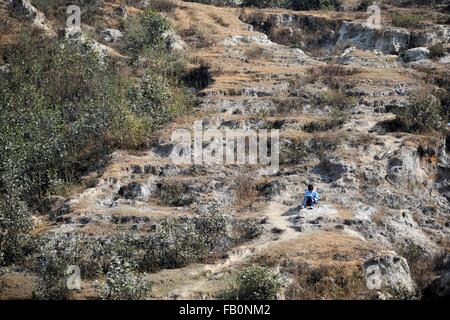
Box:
left=151, top=201, right=303, bottom=299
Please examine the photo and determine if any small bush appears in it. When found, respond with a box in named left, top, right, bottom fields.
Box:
left=355, top=0, right=371, bottom=11
left=141, top=212, right=231, bottom=271
left=181, top=24, right=213, bottom=48
left=235, top=266, right=282, bottom=300
left=309, top=131, right=345, bottom=160
left=397, top=242, right=435, bottom=294
left=396, top=93, right=444, bottom=133
left=124, top=8, right=170, bottom=58
left=182, top=60, right=214, bottom=90
left=303, top=65, right=360, bottom=90
left=0, top=195, right=32, bottom=266
left=429, top=42, right=447, bottom=60
left=246, top=47, right=271, bottom=60
left=233, top=219, right=264, bottom=243
left=33, top=236, right=78, bottom=300
left=159, top=179, right=192, bottom=206
left=100, top=255, right=151, bottom=300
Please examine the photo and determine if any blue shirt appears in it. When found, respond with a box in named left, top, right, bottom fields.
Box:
left=304, top=190, right=319, bottom=201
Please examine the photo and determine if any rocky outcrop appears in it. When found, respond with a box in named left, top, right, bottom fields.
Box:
left=223, top=34, right=274, bottom=46
left=8, top=0, right=54, bottom=36
left=364, top=254, right=416, bottom=296
left=337, top=21, right=410, bottom=54
left=65, top=28, right=119, bottom=61
left=386, top=148, right=424, bottom=185
left=412, top=25, right=450, bottom=47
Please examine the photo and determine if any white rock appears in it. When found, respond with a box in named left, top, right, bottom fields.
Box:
left=403, top=47, right=430, bottom=62
left=101, top=29, right=123, bottom=43
left=364, top=254, right=416, bottom=295
left=223, top=34, right=274, bottom=46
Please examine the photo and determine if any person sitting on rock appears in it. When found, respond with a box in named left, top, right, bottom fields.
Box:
left=300, top=184, right=319, bottom=209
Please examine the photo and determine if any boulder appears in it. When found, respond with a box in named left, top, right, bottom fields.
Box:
left=364, top=254, right=416, bottom=295
left=402, top=47, right=430, bottom=63
left=101, top=29, right=123, bottom=43
left=163, top=30, right=187, bottom=52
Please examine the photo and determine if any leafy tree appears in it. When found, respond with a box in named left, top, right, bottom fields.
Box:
left=124, top=8, right=170, bottom=58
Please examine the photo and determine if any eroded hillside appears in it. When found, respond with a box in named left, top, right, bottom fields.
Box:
left=1, top=0, right=449, bottom=300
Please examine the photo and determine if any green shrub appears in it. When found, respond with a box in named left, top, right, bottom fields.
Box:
left=33, top=236, right=78, bottom=299
left=235, top=266, right=282, bottom=300
left=124, top=8, right=170, bottom=58
left=233, top=219, right=264, bottom=242
left=0, top=33, right=127, bottom=204
left=100, top=255, right=151, bottom=300
left=0, top=195, right=32, bottom=266
left=397, top=93, right=444, bottom=133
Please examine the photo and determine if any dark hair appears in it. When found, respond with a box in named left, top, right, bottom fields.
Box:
left=308, top=184, right=314, bottom=191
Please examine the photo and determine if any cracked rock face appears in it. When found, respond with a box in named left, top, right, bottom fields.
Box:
left=337, top=22, right=410, bottom=54
left=364, top=255, right=416, bottom=295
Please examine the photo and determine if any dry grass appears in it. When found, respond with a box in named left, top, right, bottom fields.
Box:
left=181, top=23, right=214, bottom=48
left=285, top=262, right=370, bottom=300
left=246, top=46, right=271, bottom=61
left=256, top=231, right=376, bottom=268
left=212, top=14, right=230, bottom=27
left=234, top=173, right=258, bottom=209
left=336, top=205, right=354, bottom=220
left=372, top=207, right=389, bottom=227
left=148, top=0, right=178, bottom=13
